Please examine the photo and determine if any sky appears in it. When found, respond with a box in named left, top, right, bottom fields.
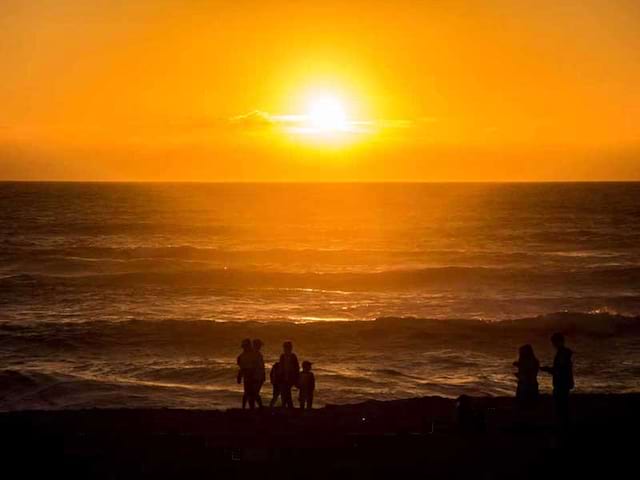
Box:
left=1, top=0, right=639, bottom=181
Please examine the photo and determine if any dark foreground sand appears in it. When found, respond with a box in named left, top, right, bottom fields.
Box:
left=2, top=394, right=639, bottom=479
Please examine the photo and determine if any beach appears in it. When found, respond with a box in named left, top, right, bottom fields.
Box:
left=2, top=393, right=639, bottom=479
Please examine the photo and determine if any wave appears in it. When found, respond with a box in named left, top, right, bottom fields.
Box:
left=0, top=369, right=238, bottom=411
left=131, top=364, right=237, bottom=385
left=2, top=245, right=637, bottom=278
left=1, top=312, right=639, bottom=357
left=0, top=222, right=235, bottom=236
left=3, top=265, right=640, bottom=291
left=4, top=244, right=632, bottom=260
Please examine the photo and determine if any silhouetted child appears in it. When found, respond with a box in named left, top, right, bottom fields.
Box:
left=541, top=333, right=574, bottom=428
left=279, top=341, right=300, bottom=408
left=513, top=344, right=539, bottom=407
left=252, top=339, right=265, bottom=409
left=298, top=361, right=315, bottom=410
left=269, top=361, right=282, bottom=407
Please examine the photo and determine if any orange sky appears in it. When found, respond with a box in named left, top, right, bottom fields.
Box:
left=1, top=0, right=639, bottom=181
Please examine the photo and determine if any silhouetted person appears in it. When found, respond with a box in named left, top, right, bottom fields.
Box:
left=513, top=344, right=539, bottom=408
left=237, top=338, right=257, bottom=409
left=252, top=338, right=265, bottom=409
left=298, top=360, right=315, bottom=410
left=541, top=333, right=574, bottom=428
left=269, top=361, right=283, bottom=407
left=279, top=341, right=300, bottom=409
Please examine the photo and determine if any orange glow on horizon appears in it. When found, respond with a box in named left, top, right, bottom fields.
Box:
left=0, top=1, right=639, bottom=181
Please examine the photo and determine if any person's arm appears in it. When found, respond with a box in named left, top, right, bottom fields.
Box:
left=310, top=373, right=316, bottom=392
left=293, top=355, right=300, bottom=372
left=293, top=355, right=300, bottom=386
left=257, top=354, right=265, bottom=380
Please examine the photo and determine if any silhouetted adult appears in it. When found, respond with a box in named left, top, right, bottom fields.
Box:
left=269, top=361, right=283, bottom=407
left=237, top=338, right=258, bottom=409
left=513, top=344, right=539, bottom=407
left=279, top=341, right=300, bottom=409
left=252, top=338, right=266, bottom=409
left=541, top=333, right=574, bottom=428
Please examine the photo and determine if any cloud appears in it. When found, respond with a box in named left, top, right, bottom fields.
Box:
left=225, top=110, right=438, bottom=138
left=227, top=111, right=313, bottom=135
left=228, top=110, right=275, bottom=130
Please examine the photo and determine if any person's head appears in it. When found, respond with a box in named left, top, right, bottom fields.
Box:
left=302, top=360, right=312, bottom=372
left=241, top=338, right=252, bottom=352
left=283, top=341, right=293, bottom=354
left=519, top=344, right=535, bottom=360
left=551, top=332, right=565, bottom=349
left=252, top=339, right=263, bottom=351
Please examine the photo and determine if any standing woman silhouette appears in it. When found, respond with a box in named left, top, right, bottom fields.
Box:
left=513, top=344, right=540, bottom=408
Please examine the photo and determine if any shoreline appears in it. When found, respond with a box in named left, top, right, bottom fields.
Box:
left=3, top=393, right=639, bottom=478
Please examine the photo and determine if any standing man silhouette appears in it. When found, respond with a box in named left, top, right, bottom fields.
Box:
left=542, top=333, right=574, bottom=428
left=237, top=338, right=258, bottom=409
left=279, top=341, right=300, bottom=409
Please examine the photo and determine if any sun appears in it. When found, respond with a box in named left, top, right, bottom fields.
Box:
left=307, top=96, right=348, bottom=132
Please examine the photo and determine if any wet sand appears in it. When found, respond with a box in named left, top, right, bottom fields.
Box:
left=2, top=394, right=638, bottom=479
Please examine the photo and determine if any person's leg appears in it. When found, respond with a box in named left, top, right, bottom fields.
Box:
left=244, top=377, right=255, bottom=409
left=242, top=394, right=247, bottom=409
left=282, top=384, right=292, bottom=408
left=308, top=392, right=313, bottom=410
left=270, top=385, right=279, bottom=407
left=255, top=382, right=263, bottom=409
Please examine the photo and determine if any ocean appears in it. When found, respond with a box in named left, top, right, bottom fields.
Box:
left=1, top=182, right=640, bottom=410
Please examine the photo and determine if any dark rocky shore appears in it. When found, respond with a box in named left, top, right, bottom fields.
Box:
left=2, top=394, right=639, bottom=479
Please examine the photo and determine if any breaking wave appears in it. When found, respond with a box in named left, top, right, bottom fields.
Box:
left=2, top=312, right=639, bottom=354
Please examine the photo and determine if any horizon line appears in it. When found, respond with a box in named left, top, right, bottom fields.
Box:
left=1, top=179, right=640, bottom=184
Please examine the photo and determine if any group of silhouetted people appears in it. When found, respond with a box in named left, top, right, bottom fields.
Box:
left=513, top=332, right=574, bottom=427
left=237, top=339, right=315, bottom=410
left=236, top=332, right=575, bottom=428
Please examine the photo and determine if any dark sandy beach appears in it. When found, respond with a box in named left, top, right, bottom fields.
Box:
left=2, top=393, right=638, bottom=479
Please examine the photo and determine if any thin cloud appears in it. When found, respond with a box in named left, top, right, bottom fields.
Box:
left=226, top=110, right=437, bottom=137
left=229, top=110, right=275, bottom=129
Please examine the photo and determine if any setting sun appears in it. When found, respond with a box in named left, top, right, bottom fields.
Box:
left=307, top=96, right=348, bottom=133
